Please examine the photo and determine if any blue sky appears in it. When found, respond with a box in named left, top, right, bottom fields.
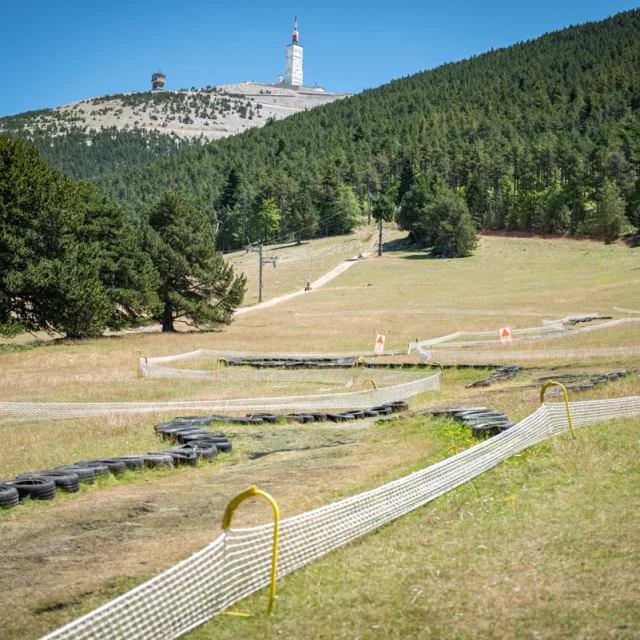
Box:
left=1, top=1, right=638, bottom=117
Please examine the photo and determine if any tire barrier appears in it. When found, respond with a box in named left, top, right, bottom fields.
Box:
left=39, top=394, right=640, bottom=640
left=465, top=365, right=523, bottom=388
left=537, top=369, right=636, bottom=395
left=153, top=401, right=410, bottom=438
left=0, top=435, right=233, bottom=509
left=0, top=373, right=440, bottom=423
left=138, top=351, right=425, bottom=388
left=424, top=406, right=515, bottom=438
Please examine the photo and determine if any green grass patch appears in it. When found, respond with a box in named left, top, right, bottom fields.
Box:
left=190, top=417, right=639, bottom=639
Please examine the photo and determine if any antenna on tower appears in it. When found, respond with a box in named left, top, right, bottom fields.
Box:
left=292, top=15, right=299, bottom=43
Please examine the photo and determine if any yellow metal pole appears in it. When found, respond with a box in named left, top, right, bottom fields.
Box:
left=361, top=378, right=377, bottom=391
left=217, top=357, right=229, bottom=381
left=130, top=349, right=143, bottom=371
left=540, top=380, right=576, bottom=439
left=428, top=361, right=443, bottom=372
left=352, top=357, right=366, bottom=385
left=132, top=351, right=148, bottom=379
left=221, top=485, right=280, bottom=617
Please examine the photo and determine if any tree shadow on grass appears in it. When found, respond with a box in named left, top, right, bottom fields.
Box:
left=382, top=235, right=437, bottom=260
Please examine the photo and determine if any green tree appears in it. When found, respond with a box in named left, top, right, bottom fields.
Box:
left=325, top=184, right=362, bottom=235
left=594, top=179, right=628, bottom=239
left=251, top=197, right=281, bottom=242
left=143, top=191, right=246, bottom=332
left=0, top=136, right=158, bottom=338
left=399, top=177, right=477, bottom=257
left=372, top=191, right=396, bottom=223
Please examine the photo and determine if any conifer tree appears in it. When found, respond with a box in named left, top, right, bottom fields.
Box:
left=143, top=191, right=246, bottom=332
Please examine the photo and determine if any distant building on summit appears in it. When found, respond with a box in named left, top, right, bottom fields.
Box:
left=283, top=16, right=303, bottom=86
left=152, top=72, right=166, bottom=91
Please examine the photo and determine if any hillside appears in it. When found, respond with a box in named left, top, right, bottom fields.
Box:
left=0, top=82, right=348, bottom=180
left=90, top=10, right=640, bottom=247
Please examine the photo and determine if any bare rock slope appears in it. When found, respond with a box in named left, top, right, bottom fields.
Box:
left=1, top=82, right=350, bottom=142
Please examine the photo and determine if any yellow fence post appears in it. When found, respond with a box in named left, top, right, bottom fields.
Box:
left=217, top=357, right=229, bottom=381
left=130, top=349, right=142, bottom=371
left=428, top=361, right=443, bottom=372
left=361, top=378, right=377, bottom=391
left=221, top=485, right=280, bottom=617
left=131, top=351, right=147, bottom=379
left=540, top=380, right=576, bottom=439
left=352, top=357, right=366, bottom=385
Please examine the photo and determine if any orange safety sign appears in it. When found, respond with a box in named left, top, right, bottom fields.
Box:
left=499, top=326, right=512, bottom=344
left=374, top=333, right=386, bottom=355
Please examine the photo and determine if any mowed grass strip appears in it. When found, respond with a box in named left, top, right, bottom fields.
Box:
left=191, top=416, right=640, bottom=640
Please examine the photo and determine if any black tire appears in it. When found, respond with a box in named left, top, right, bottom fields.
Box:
left=211, top=439, right=232, bottom=453
left=55, top=466, right=97, bottom=484
left=78, top=459, right=127, bottom=475
left=387, top=401, right=409, bottom=412
left=0, top=484, right=20, bottom=507
left=250, top=413, right=279, bottom=424
left=326, top=413, right=348, bottom=422
left=350, top=411, right=367, bottom=420
left=171, top=426, right=208, bottom=437
left=154, top=421, right=177, bottom=434
left=363, top=410, right=379, bottom=418
left=181, top=432, right=220, bottom=444
left=113, top=456, right=145, bottom=471
left=163, top=451, right=199, bottom=467
left=5, top=477, right=57, bottom=500
left=371, top=406, right=393, bottom=416
left=71, top=462, right=110, bottom=477
left=170, top=443, right=218, bottom=460
left=17, top=470, right=80, bottom=493
left=310, top=413, right=328, bottom=422
left=141, top=453, right=175, bottom=469
left=285, top=414, right=306, bottom=424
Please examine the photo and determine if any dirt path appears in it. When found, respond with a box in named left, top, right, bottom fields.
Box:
left=235, top=235, right=381, bottom=316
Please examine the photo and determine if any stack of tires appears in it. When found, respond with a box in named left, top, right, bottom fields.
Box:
left=154, top=421, right=233, bottom=464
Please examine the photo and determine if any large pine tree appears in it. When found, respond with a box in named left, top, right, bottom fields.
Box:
left=143, top=191, right=247, bottom=332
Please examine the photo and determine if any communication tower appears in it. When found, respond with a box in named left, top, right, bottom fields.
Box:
left=284, top=16, right=303, bottom=86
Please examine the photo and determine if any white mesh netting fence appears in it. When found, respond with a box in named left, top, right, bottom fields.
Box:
left=0, top=373, right=440, bottom=423
left=408, top=317, right=640, bottom=350
left=40, top=394, right=640, bottom=640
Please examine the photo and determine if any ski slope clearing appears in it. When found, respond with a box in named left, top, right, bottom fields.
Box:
left=0, top=232, right=638, bottom=640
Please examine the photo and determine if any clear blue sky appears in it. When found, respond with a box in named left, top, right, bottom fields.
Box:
left=1, top=0, right=637, bottom=118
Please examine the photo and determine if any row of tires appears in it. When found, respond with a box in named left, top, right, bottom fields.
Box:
left=428, top=406, right=515, bottom=438
left=0, top=436, right=233, bottom=509
left=465, top=364, right=523, bottom=389
left=154, top=402, right=410, bottom=434
left=226, top=358, right=430, bottom=370
left=542, top=369, right=634, bottom=394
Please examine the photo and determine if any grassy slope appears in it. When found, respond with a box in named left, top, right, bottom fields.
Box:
left=0, top=234, right=639, bottom=638
left=194, top=417, right=640, bottom=640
